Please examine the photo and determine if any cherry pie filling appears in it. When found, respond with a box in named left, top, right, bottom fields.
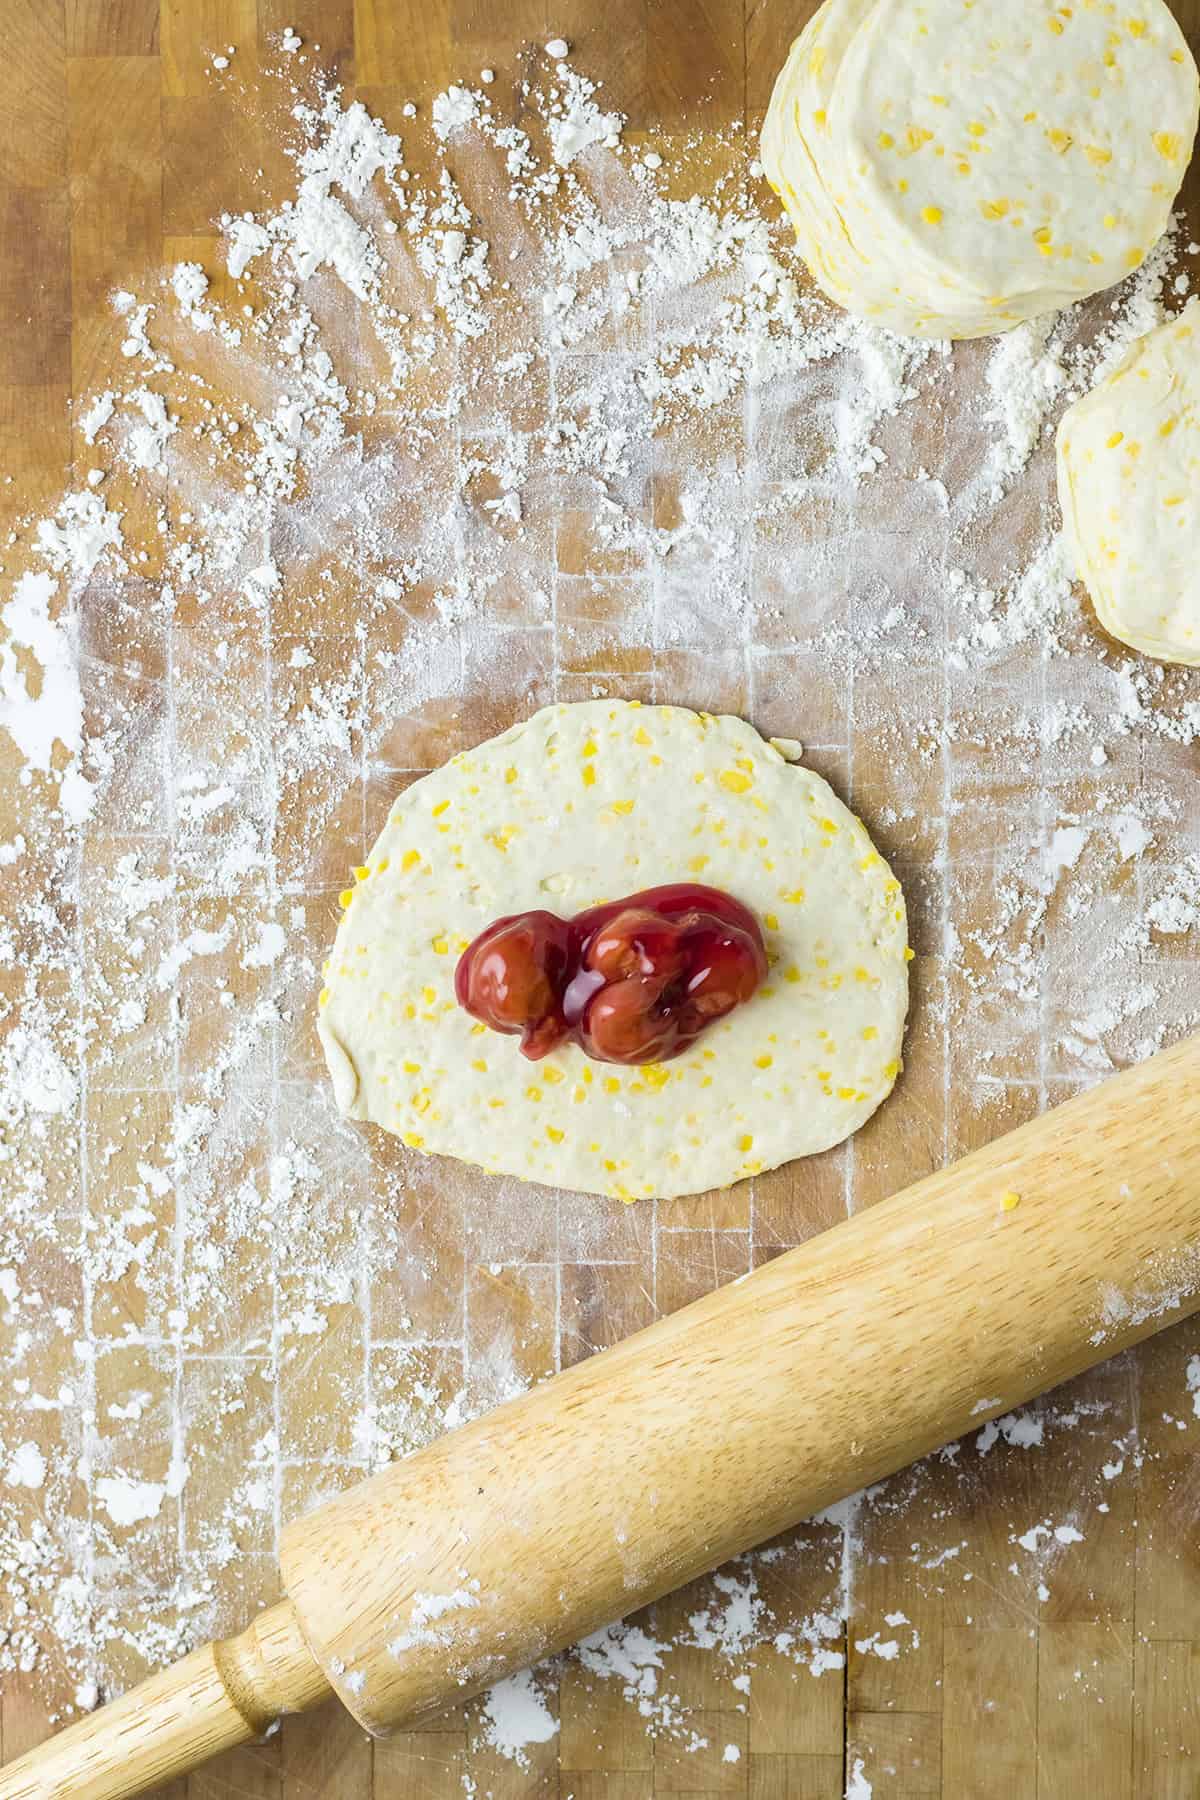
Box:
left=455, top=884, right=768, bottom=1065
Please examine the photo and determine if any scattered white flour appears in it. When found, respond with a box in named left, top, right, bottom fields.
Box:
left=1043, top=825, right=1089, bottom=882
left=1017, top=1520, right=1086, bottom=1554
left=0, top=573, right=81, bottom=777
left=33, top=492, right=123, bottom=582
left=388, top=1586, right=480, bottom=1657
left=432, top=85, right=479, bottom=140
left=242, top=920, right=287, bottom=969
left=2, top=1024, right=79, bottom=1116
left=94, top=1476, right=166, bottom=1527
left=225, top=216, right=271, bottom=279
left=546, top=69, right=623, bottom=166
left=846, top=1757, right=873, bottom=1799
left=1111, top=813, right=1154, bottom=863
left=687, top=1570, right=764, bottom=1657
left=126, top=388, right=178, bottom=472
left=80, top=392, right=115, bottom=444
left=577, top=1620, right=669, bottom=1712
left=479, top=1668, right=559, bottom=1766
left=4, top=1444, right=47, bottom=1490
left=172, top=262, right=208, bottom=310
left=977, top=1410, right=1044, bottom=1456
left=982, top=316, right=1067, bottom=495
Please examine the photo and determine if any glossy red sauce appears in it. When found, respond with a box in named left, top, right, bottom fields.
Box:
left=455, top=884, right=768, bottom=1064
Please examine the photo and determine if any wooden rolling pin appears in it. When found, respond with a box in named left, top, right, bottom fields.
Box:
left=5, top=1032, right=1200, bottom=1799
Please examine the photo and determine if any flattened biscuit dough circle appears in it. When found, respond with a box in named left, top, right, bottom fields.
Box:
left=761, top=0, right=1199, bottom=340
left=1057, top=302, right=1200, bottom=667
left=319, top=702, right=910, bottom=1202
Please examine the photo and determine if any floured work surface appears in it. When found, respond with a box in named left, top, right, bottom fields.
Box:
left=1, top=3, right=1199, bottom=1795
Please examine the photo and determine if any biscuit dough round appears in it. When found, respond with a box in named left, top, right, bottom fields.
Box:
left=318, top=702, right=910, bottom=1203
left=761, top=0, right=1199, bottom=340
left=1057, top=301, right=1200, bottom=666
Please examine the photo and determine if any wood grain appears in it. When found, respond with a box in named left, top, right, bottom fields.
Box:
left=1, top=2, right=1199, bottom=1798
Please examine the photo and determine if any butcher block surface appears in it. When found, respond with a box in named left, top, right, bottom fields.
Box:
left=2, top=1, right=1200, bottom=1796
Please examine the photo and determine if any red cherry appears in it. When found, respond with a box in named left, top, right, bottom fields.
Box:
left=454, top=911, right=570, bottom=1058
left=581, top=977, right=679, bottom=1065
left=681, top=926, right=766, bottom=1020
left=586, top=908, right=688, bottom=984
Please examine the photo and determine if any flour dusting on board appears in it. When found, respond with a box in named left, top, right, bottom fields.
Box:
left=0, top=31, right=1198, bottom=1771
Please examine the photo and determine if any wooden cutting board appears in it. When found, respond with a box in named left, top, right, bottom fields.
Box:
left=1, top=2, right=1199, bottom=1797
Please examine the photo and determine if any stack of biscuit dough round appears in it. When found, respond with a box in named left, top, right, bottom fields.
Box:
left=761, top=0, right=1199, bottom=340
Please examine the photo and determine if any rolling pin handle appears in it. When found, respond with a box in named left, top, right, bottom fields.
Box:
left=214, top=1595, right=331, bottom=1734
left=0, top=1599, right=330, bottom=1800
